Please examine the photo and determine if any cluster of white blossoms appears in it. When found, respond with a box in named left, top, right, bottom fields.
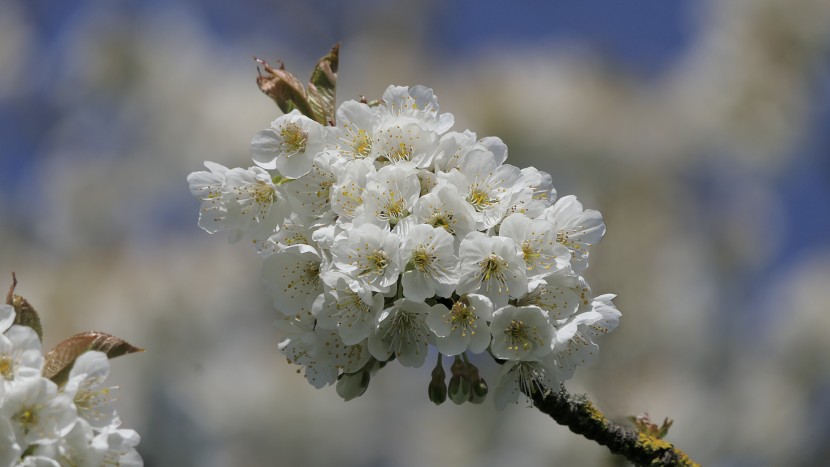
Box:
left=0, top=305, right=141, bottom=466
left=188, top=85, right=621, bottom=408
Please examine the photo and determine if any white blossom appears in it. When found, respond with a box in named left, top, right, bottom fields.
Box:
left=368, top=299, right=434, bottom=368
left=456, top=232, right=527, bottom=307
left=426, top=294, right=493, bottom=356
left=31, top=418, right=101, bottom=466
left=410, top=184, right=477, bottom=240
left=380, top=85, right=453, bottom=134
left=499, top=213, right=571, bottom=280
left=1, top=378, right=76, bottom=447
left=544, top=195, right=606, bottom=273
left=282, top=151, right=341, bottom=219
left=275, top=312, right=342, bottom=388
left=518, top=270, right=581, bottom=322
left=548, top=296, right=621, bottom=379
left=371, top=114, right=439, bottom=168
left=62, top=352, right=118, bottom=430
left=489, top=305, right=554, bottom=361
left=190, top=82, right=622, bottom=407
left=399, top=224, right=459, bottom=301
left=250, top=109, right=328, bottom=178
left=359, top=165, right=421, bottom=226
left=442, top=150, right=522, bottom=229
left=187, top=161, right=230, bottom=235
left=331, top=223, right=402, bottom=293
left=433, top=130, right=477, bottom=173
left=258, top=213, right=316, bottom=257
left=330, top=159, right=373, bottom=219
left=92, top=425, right=143, bottom=467
left=333, top=100, right=377, bottom=162
left=262, top=244, right=324, bottom=315
left=493, top=358, right=559, bottom=410
left=0, top=326, right=43, bottom=394
left=314, top=272, right=384, bottom=345
left=222, top=166, right=286, bottom=244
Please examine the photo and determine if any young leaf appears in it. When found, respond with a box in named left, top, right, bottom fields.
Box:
left=306, top=43, right=340, bottom=126
left=6, top=273, right=43, bottom=341
left=627, top=413, right=674, bottom=439
left=43, top=331, right=144, bottom=386
left=255, top=57, right=315, bottom=118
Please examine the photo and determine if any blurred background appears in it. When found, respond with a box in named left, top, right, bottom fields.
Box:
left=2, top=0, right=830, bottom=465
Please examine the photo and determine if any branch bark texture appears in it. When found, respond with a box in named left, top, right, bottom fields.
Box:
left=529, top=385, right=699, bottom=466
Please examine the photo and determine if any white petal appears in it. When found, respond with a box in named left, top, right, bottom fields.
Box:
left=401, top=270, right=435, bottom=301
left=249, top=128, right=281, bottom=169
left=0, top=304, right=15, bottom=333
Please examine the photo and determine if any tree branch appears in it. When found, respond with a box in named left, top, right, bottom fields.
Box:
left=528, top=385, right=699, bottom=466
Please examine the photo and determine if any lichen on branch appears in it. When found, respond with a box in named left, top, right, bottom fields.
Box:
left=528, top=385, right=699, bottom=466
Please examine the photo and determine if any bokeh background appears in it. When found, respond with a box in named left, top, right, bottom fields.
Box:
left=2, top=0, right=830, bottom=465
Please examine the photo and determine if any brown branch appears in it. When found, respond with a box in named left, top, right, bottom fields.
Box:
left=528, top=385, right=699, bottom=466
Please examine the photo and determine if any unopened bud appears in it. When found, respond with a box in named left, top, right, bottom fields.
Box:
left=469, top=378, right=488, bottom=404
left=448, top=374, right=471, bottom=405
left=429, top=355, right=447, bottom=405
left=450, top=356, right=467, bottom=377
left=336, top=370, right=370, bottom=401
left=428, top=377, right=447, bottom=405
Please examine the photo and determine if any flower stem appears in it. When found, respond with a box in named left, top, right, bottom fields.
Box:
left=527, top=385, right=699, bottom=467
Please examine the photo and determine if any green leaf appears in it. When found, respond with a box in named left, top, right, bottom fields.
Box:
left=43, top=331, right=144, bottom=387
left=6, top=273, right=43, bottom=341
left=306, top=43, right=340, bottom=126
left=255, top=57, right=315, bottom=118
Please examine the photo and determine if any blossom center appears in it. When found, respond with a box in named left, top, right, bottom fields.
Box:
left=384, top=310, right=428, bottom=356
left=514, top=361, right=547, bottom=396
left=428, top=212, right=455, bottom=234
left=521, top=241, right=541, bottom=266
left=280, top=123, right=308, bottom=155
left=253, top=180, right=276, bottom=205
left=361, top=251, right=389, bottom=277
left=305, top=262, right=321, bottom=281
left=448, top=301, right=477, bottom=335
left=412, top=247, right=434, bottom=272
left=467, top=188, right=496, bottom=212
left=504, top=319, right=536, bottom=352
left=0, top=356, right=13, bottom=379
left=478, top=254, right=508, bottom=291
left=389, top=142, right=413, bottom=163
left=15, top=406, right=38, bottom=432
left=337, top=291, right=372, bottom=315
left=557, top=231, right=584, bottom=251
left=383, top=197, right=407, bottom=221
left=352, top=129, right=372, bottom=158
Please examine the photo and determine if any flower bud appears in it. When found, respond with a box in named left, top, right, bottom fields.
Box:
left=336, top=370, right=370, bottom=401
left=428, top=378, right=447, bottom=405
left=429, top=355, right=447, bottom=405
left=469, top=378, right=488, bottom=404
left=450, top=356, right=467, bottom=377
left=448, top=374, right=471, bottom=405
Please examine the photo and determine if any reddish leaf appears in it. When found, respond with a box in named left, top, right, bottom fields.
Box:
left=255, top=57, right=315, bottom=118
left=44, top=331, right=143, bottom=386
left=6, top=273, right=43, bottom=341
left=306, top=43, right=340, bottom=126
